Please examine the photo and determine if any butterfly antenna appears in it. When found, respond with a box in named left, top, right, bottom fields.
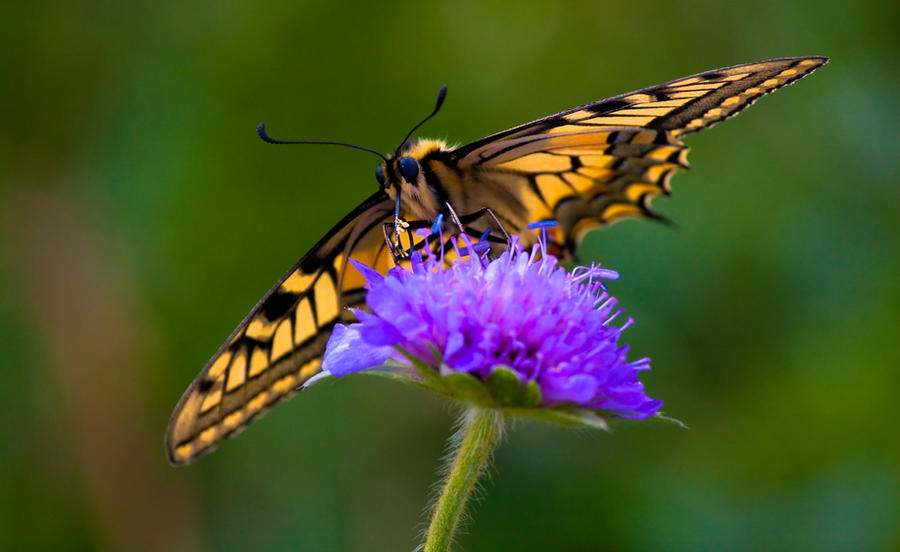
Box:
left=394, top=85, right=448, bottom=156
left=257, top=123, right=388, bottom=162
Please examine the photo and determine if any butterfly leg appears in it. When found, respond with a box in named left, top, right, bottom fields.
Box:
left=383, top=219, right=413, bottom=262
left=392, top=190, right=406, bottom=245
left=451, top=206, right=512, bottom=246
left=443, top=203, right=466, bottom=234
left=382, top=218, right=436, bottom=263
left=381, top=207, right=513, bottom=265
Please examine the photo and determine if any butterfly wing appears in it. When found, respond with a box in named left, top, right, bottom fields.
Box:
left=440, top=57, right=827, bottom=250
left=166, top=192, right=397, bottom=465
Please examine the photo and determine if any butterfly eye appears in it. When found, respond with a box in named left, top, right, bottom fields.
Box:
left=398, top=157, right=419, bottom=182
left=375, top=165, right=385, bottom=185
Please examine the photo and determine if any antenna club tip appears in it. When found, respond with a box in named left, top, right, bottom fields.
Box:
left=257, top=123, right=274, bottom=143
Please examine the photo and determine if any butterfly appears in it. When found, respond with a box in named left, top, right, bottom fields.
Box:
left=166, top=56, right=827, bottom=465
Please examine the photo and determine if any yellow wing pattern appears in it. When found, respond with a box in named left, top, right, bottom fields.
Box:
left=166, top=193, right=397, bottom=465
left=442, top=57, right=827, bottom=250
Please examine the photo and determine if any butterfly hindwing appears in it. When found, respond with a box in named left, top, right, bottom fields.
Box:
left=165, top=192, right=395, bottom=465
left=441, top=57, right=827, bottom=250
left=440, top=127, right=686, bottom=246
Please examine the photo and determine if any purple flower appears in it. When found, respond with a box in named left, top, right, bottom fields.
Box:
left=321, top=230, right=662, bottom=420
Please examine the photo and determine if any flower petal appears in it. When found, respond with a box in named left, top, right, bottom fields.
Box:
left=541, top=373, right=598, bottom=404
left=322, top=324, right=394, bottom=377
left=348, top=259, right=384, bottom=287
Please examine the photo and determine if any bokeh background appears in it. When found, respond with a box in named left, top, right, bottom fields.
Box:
left=2, top=1, right=897, bottom=550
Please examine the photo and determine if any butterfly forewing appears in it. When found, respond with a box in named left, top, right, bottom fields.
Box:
left=166, top=192, right=395, bottom=465
left=454, top=57, right=827, bottom=161
left=443, top=57, right=827, bottom=249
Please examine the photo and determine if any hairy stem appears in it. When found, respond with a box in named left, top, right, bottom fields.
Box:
left=423, top=407, right=504, bottom=552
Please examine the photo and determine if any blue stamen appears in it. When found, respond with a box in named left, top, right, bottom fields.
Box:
left=527, top=220, right=558, bottom=229
left=432, top=214, right=444, bottom=235
left=528, top=220, right=557, bottom=257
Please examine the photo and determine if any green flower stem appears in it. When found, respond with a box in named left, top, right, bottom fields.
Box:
left=424, top=407, right=504, bottom=552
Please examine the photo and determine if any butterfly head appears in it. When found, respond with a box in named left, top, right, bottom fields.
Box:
left=375, top=139, right=445, bottom=185
left=374, top=156, right=418, bottom=189
left=375, top=139, right=449, bottom=220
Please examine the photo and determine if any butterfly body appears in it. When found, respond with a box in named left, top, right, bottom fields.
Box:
left=167, top=56, right=827, bottom=465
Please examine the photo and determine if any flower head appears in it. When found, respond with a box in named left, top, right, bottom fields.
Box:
left=321, top=225, right=662, bottom=421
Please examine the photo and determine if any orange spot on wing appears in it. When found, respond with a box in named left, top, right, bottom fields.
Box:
left=248, top=347, right=269, bottom=377
left=247, top=390, right=269, bottom=412
left=271, top=319, right=294, bottom=362
left=579, top=154, right=614, bottom=168
left=624, top=93, right=654, bottom=102
left=562, top=172, right=596, bottom=194
left=612, top=106, right=673, bottom=117
left=281, top=271, right=315, bottom=293
left=200, top=389, right=222, bottom=413
left=314, top=276, right=339, bottom=324
left=669, top=91, right=706, bottom=99
left=225, top=355, right=246, bottom=391
left=199, top=426, right=217, bottom=444
left=208, top=352, right=231, bottom=378
left=686, top=118, right=705, bottom=129
left=496, top=152, right=572, bottom=173
left=535, top=174, right=574, bottom=209
left=223, top=411, right=243, bottom=429
left=723, top=72, right=750, bottom=81
left=246, top=317, right=278, bottom=340
left=631, top=130, right=657, bottom=144
left=294, top=299, right=317, bottom=344
left=175, top=444, right=193, bottom=461
left=577, top=166, right=614, bottom=181
left=298, top=358, right=322, bottom=381
left=625, top=183, right=663, bottom=202
left=602, top=203, right=641, bottom=220
left=645, top=164, right=675, bottom=183
left=583, top=115, right=655, bottom=126
left=563, top=109, right=595, bottom=121
left=271, top=374, right=296, bottom=394
left=646, top=145, right=681, bottom=161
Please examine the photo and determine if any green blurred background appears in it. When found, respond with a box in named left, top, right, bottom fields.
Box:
left=2, top=1, right=897, bottom=550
